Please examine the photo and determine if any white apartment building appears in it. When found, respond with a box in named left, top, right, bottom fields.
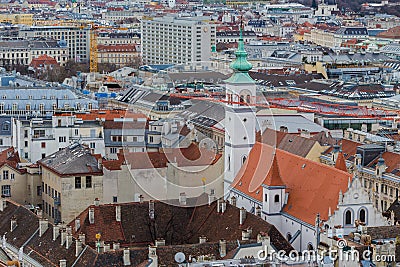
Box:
left=13, top=116, right=105, bottom=163
left=141, top=16, right=216, bottom=65
left=0, top=39, right=69, bottom=67
left=19, top=26, right=91, bottom=63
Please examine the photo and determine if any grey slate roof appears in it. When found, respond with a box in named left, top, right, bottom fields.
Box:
left=38, top=143, right=102, bottom=177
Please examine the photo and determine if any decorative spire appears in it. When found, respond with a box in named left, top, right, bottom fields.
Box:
left=230, top=18, right=252, bottom=72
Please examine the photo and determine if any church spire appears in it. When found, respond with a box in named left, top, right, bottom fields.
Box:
left=230, top=20, right=252, bottom=72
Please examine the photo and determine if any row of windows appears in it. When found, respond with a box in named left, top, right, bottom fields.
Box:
left=0, top=170, right=15, bottom=181
left=75, top=176, right=92, bottom=189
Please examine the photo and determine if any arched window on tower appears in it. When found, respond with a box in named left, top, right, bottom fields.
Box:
left=274, top=194, right=280, bottom=203
left=246, top=95, right=251, bottom=104
left=345, top=210, right=352, bottom=225
left=242, top=155, right=247, bottom=165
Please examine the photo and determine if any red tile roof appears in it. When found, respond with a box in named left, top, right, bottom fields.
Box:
left=335, top=152, right=348, bottom=172
left=233, top=142, right=352, bottom=225
left=30, top=54, right=58, bottom=68
left=103, top=143, right=222, bottom=170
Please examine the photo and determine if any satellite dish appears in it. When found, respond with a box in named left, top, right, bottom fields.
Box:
left=174, top=252, right=185, bottom=263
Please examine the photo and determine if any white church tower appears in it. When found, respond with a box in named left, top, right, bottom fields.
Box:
left=224, top=26, right=256, bottom=195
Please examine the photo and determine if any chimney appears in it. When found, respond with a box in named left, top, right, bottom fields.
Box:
left=53, top=224, right=60, bottom=241
left=279, top=126, right=288, bottom=133
left=66, top=233, right=73, bottom=249
left=148, top=246, right=158, bottom=266
left=230, top=196, right=237, bottom=207
left=103, top=243, right=110, bottom=252
left=123, top=248, right=131, bottom=266
left=139, top=195, right=144, bottom=203
left=113, top=242, right=120, bottom=250
left=39, top=218, right=49, bottom=237
left=61, top=229, right=66, bottom=245
left=332, top=145, right=340, bottom=163
left=94, top=198, right=100, bottom=206
left=220, top=200, right=227, bottom=213
left=89, top=207, right=95, bottom=224
left=199, top=236, right=207, bottom=244
left=79, top=233, right=86, bottom=244
left=0, top=197, right=7, bottom=212
left=239, top=207, right=247, bottom=225
left=36, top=209, right=43, bottom=218
left=179, top=192, right=187, bottom=205
left=66, top=226, right=72, bottom=234
left=155, top=239, right=165, bottom=247
left=10, top=216, right=17, bottom=232
left=75, top=218, right=81, bottom=231
left=149, top=200, right=155, bottom=220
left=217, top=199, right=221, bottom=213
left=242, top=229, right=251, bottom=241
left=115, top=205, right=121, bottom=222
left=256, top=206, right=261, bottom=217
left=59, top=260, right=67, bottom=267
left=208, top=192, right=215, bottom=205
left=219, top=239, right=227, bottom=257
left=75, top=239, right=82, bottom=256
left=355, top=154, right=362, bottom=166
left=300, top=129, right=311, bottom=138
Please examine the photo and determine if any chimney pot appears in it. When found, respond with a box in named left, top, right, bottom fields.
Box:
left=59, top=259, right=67, bottom=267
left=220, top=200, right=227, bottom=213
left=139, top=195, right=144, bottom=203
left=115, top=205, right=121, bottom=222
left=155, top=239, right=165, bottom=247
left=75, top=218, right=81, bottom=231
left=230, top=196, right=237, bottom=207
left=75, top=240, right=82, bottom=257
left=0, top=197, right=7, bottom=212
left=66, top=233, right=73, bottom=249
left=217, top=199, right=221, bottom=213
left=103, top=243, right=110, bottom=253
left=36, top=209, right=43, bottom=218
left=219, top=239, right=227, bottom=257
left=10, top=216, right=17, bottom=232
left=239, top=207, right=247, bottom=225
left=94, top=198, right=100, bottom=206
left=89, top=207, right=95, bottom=224
left=53, top=224, right=60, bottom=241
left=113, top=242, right=120, bottom=250
left=242, top=229, right=251, bottom=241
left=61, top=229, right=66, bottom=245
left=208, top=192, right=215, bottom=206
left=149, top=200, right=154, bottom=220
left=78, top=233, right=86, bottom=244
left=179, top=192, right=187, bottom=205
left=39, top=218, right=49, bottom=237
left=123, top=248, right=131, bottom=266
left=199, top=236, right=207, bottom=244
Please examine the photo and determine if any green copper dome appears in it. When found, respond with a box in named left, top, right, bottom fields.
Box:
left=230, top=29, right=252, bottom=72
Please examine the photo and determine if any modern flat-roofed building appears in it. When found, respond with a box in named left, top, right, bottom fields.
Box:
left=19, top=25, right=90, bottom=63
left=141, top=16, right=216, bottom=65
